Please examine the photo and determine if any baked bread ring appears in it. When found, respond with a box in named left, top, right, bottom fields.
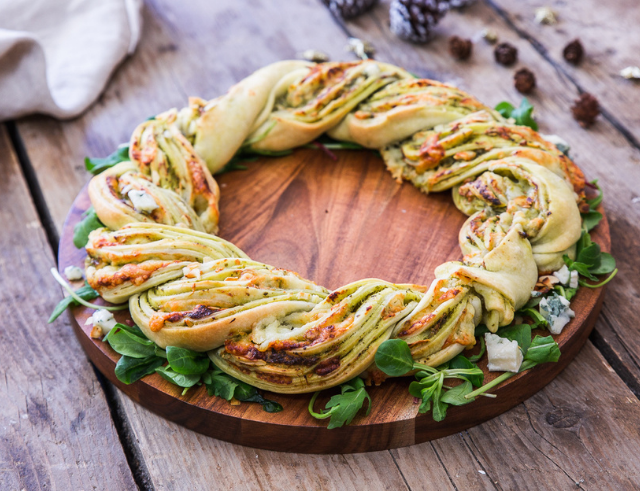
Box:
left=84, top=60, right=585, bottom=394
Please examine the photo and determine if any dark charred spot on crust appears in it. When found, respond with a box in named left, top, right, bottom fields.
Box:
left=188, top=304, right=218, bottom=320
left=315, top=357, right=340, bottom=376
left=327, top=291, right=341, bottom=302
left=224, top=340, right=318, bottom=367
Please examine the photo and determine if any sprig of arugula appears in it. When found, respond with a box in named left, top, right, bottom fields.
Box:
left=562, top=180, right=617, bottom=288
left=85, top=145, right=130, bottom=175
left=103, top=323, right=282, bottom=411
left=308, top=377, right=372, bottom=429
left=375, top=339, right=484, bottom=422
left=73, top=206, right=104, bottom=248
left=374, top=328, right=560, bottom=420
left=495, top=98, right=538, bottom=131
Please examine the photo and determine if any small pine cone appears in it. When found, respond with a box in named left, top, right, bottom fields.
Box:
left=514, top=68, right=536, bottom=94
left=322, top=0, right=379, bottom=19
left=563, top=39, right=584, bottom=65
left=494, top=42, right=518, bottom=66
left=449, top=36, right=473, bottom=60
left=389, top=0, right=451, bottom=44
left=449, top=0, right=476, bottom=7
left=571, top=93, right=600, bottom=127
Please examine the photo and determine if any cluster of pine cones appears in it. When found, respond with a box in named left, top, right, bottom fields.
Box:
left=323, top=0, right=475, bottom=43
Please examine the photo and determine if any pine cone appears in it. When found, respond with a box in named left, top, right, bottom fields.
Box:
left=449, top=0, right=476, bottom=7
left=389, top=0, right=451, bottom=44
left=322, top=0, right=379, bottom=19
left=571, top=93, right=600, bottom=127
left=449, top=36, right=473, bottom=60
left=494, top=42, right=518, bottom=66
left=563, top=39, right=584, bottom=65
left=514, top=68, right=536, bottom=94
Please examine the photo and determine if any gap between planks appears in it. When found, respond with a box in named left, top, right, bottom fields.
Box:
left=3, top=122, right=156, bottom=491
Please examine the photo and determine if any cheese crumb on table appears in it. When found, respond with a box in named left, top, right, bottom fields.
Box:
left=485, top=333, right=523, bottom=373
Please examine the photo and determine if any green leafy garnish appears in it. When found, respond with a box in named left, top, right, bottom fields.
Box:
left=115, top=355, right=165, bottom=385
left=166, top=346, right=210, bottom=375
left=106, top=327, right=156, bottom=358
left=308, top=377, right=372, bottom=429
left=48, top=282, right=98, bottom=323
left=73, top=206, right=104, bottom=248
left=202, top=369, right=283, bottom=412
left=375, top=339, right=484, bottom=422
left=85, top=145, right=130, bottom=175
left=465, top=335, right=560, bottom=400
left=156, top=366, right=201, bottom=393
left=563, top=228, right=617, bottom=288
left=495, top=98, right=538, bottom=130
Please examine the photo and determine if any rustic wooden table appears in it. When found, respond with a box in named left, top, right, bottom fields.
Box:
left=3, top=0, right=640, bottom=489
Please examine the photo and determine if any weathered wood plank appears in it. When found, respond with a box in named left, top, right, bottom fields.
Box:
left=487, top=0, right=640, bottom=145
left=394, top=343, right=640, bottom=490
left=0, top=126, right=136, bottom=490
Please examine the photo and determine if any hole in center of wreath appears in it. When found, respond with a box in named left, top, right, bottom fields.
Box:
left=215, top=148, right=466, bottom=290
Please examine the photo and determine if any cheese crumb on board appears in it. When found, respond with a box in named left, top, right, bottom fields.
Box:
left=64, top=265, right=84, bottom=281
left=485, top=333, right=523, bottom=373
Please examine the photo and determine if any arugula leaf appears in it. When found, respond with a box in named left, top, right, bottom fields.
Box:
left=518, top=307, right=548, bottom=328
left=449, top=355, right=483, bottom=387
left=431, top=376, right=448, bottom=422
left=115, top=355, right=164, bottom=384
left=586, top=180, right=603, bottom=209
left=202, top=369, right=283, bottom=412
left=85, top=145, right=130, bottom=175
left=468, top=336, right=486, bottom=363
left=48, top=282, right=98, bottom=323
left=495, top=98, right=538, bottom=130
left=375, top=338, right=414, bottom=376
left=156, top=365, right=201, bottom=388
left=497, top=324, right=532, bottom=355
left=154, top=346, right=168, bottom=359
left=73, top=207, right=104, bottom=248
left=440, top=380, right=473, bottom=406
left=203, top=369, right=239, bottom=400
left=581, top=210, right=602, bottom=232
left=106, top=328, right=156, bottom=358
left=588, top=253, right=616, bottom=275
left=166, top=346, right=210, bottom=375
left=308, top=378, right=371, bottom=429
left=554, top=285, right=578, bottom=301
left=521, top=335, right=561, bottom=367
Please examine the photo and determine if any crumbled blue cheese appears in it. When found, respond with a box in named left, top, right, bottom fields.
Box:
left=128, top=190, right=159, bottom=213
left=64, top=265, right=84, bottom=281
left=539, top=293, right=575, bottom=335
left=485, top=333, right=523, bottom=373
left=85, top=309, right=117, bottom=337
left=570, top=270, right=579, bottom=289
left=553, top=265, right=571, bottom=285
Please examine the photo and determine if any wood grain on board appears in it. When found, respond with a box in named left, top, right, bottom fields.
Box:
left=9, top=0, right=640, bottom=487
left=0, top=127, right=136, bottom=490
left=58, top=152, right=607, bottom=453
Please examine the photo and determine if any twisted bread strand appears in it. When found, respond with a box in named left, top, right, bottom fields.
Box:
left=85, top=60, right=583, bottom=394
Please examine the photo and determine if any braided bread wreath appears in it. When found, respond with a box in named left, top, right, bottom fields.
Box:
left=85, top=60, right=587, bottom=397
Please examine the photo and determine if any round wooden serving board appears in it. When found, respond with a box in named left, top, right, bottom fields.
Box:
left=59, top=149, right=609, bottom=454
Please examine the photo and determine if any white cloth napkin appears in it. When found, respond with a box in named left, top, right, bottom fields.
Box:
left=0, top=0, right=142, bottom=121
